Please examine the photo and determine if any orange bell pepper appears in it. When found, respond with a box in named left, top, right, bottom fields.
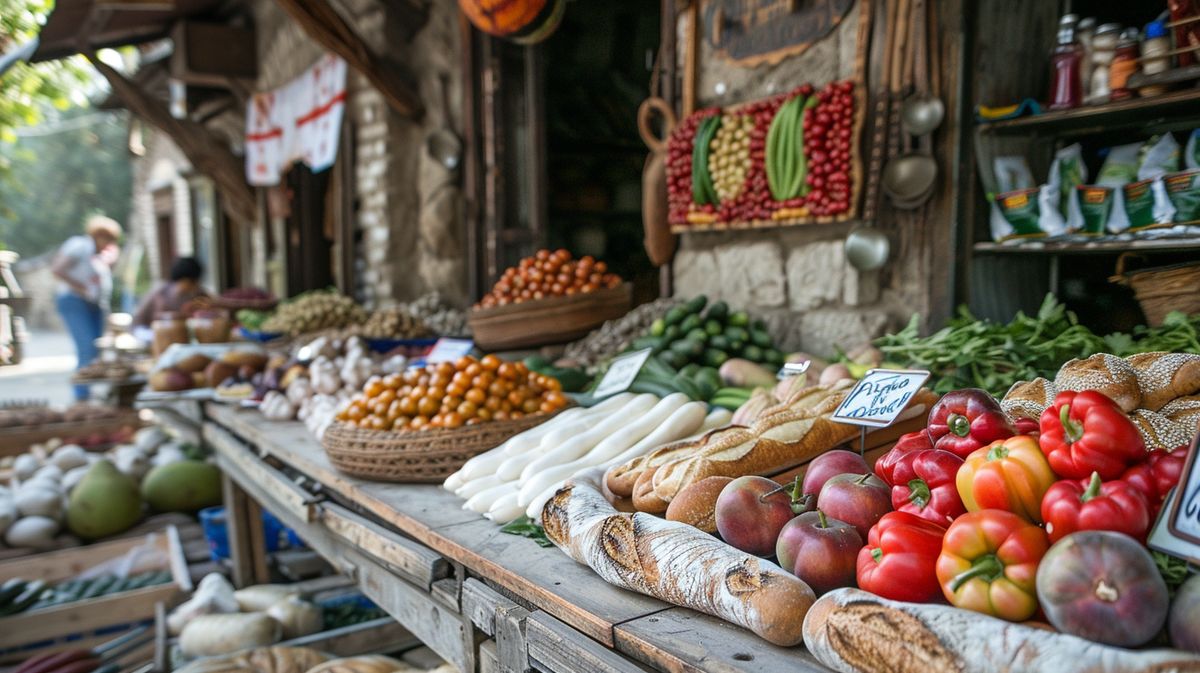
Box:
left=936, top=510, right=1049, bottom=621
left=956, top=435, right=1056, bottom=523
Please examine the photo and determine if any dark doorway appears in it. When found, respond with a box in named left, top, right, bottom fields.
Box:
left=283, top=164, right=334, bottom=295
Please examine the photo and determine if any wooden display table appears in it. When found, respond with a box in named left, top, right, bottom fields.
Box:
left=202, top=404, right=830, bottom=673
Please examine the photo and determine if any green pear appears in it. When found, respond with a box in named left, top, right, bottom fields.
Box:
left=141, top=460, right=222, bottom=513
left=66, top=459, right=143, bottom=540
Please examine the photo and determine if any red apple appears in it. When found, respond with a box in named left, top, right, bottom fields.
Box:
left=715, top=476, right=796, bottom=556
left=817, top=472, right=892, bottom=539
left=802, top=449, right=870, bottom=497
left=775, top=510, right=862, bottom=594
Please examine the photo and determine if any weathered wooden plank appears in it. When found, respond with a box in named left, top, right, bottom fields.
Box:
left=615, top=608, right=827, bottom=673
left=435, top=518, right=668, bottom=648
left=320, top=501, right=450, bottom=590
left=497, top=601, right=532, bottom=673
left=207, top=421, right=317, bottom=522
left=462, top=578, right=519, bottom=636
left=479, top=639, right=500, bottom=673
left=244, top=497, right=272, bottom=585
left=526, top=611, right=651, bottom=673
left=431, top=577, right=461, bottom=611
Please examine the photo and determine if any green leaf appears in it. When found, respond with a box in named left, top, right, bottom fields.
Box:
left=500, top=516, right=555, bottom=548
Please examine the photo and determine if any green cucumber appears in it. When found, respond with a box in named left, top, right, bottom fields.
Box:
left=742, top=345, right=765, bottom=363
left=628, top=380, right=679, bottom=398
left=683, top=295, right=709, bottom=314
left=679, top=363, right=701, bottom=379
left=704, top=319, right=723, bottom=337
left=659, top=350, right=688, bottom=370
left=724, top=326, right=749, bottom=343
left=1, top=580, right=46, bottom=616
left=765, top=101, right=788, bottom=200
left=750, top=329, right=773, bottom=348
left=685, top=327, right=709, bottom=343
left=710, top=397, right=747, bottom=411
left=703, top=348, right=730, bottom=368
left=649, top=318, right=666, bottom=337
left=631, top=335, right=666, bottom=351
left=671, top=374, right=704, bottom=401
left=663, top=324, right=682, bottom=341
left=728, top=311, right=750, bottom=327
left=709, top=335, right=730, bottom=352
left=80, top=575, right=116, bottom=600
left=694, top=376, right=717, bottom=401
left=697, top=367, right=723, bottom=393
left=713, top=386, right=754, bottom=400
left=663, top=306, right=688, bottom=327
left=642, top=355, right=679, bottom=380
left=704, top=300, right=729, bottom=323
left=679, top=314, right=702, bottom=334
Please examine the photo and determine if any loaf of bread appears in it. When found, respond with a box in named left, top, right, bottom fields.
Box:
left=1130, top=409, right=1194, bottom=450
left=1001, top=377, right=1057, bottom=421
left=544, top=468, right=815, bottom=646
left=1161, top=394, right=1200, bottom=434
left=1054, top=353, right=1141, bottom=412
left=604, top=427, right=751, bottom=498
left=649, top=388, right=938, bottom=505
left=665, top=476, right=733, bottom=533
left=1127, top=352, right=1200, bottom=411
left=803, top=588, right=1200, bottom=673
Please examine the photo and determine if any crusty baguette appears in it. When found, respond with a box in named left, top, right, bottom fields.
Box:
left=631, top=467, right=670, bottom=513
left=665, top=476, right=732, bottom=533
left=543, top=468, right=815, bottom=646
left=803, top=588, right=1200, bottom=673
left=1001, top=377, right=1057, bottom=421
left=1054, top=353, right=1141, bottom=412
left=1161, top=394, right=1200, bottom=436
left=650, top=389, right=937, bottom=504
left=1127, top=351, right=1200, bottom=411
left=604, top=426, right=748, bottom=497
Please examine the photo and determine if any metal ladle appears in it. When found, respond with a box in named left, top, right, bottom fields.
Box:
left=900, top=92, right=944, bottom=136
left=882, top=0, right=937, bottom=209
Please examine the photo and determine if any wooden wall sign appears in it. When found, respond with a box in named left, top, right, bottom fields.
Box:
left=704, top=0, right=856, bottom=68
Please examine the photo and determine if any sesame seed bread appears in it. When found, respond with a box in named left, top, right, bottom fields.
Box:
left=1001, top=377, right=1057, bottom=421
left=1129, top=409, right=1194, bottom=450
left=1126, top=352, right=1200, bottom=411
left=1053, top=353, right=1142, bottom=412
left=1160, top=394, right=1200, bottom=438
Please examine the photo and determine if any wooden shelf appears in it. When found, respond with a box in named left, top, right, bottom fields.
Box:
left=977, top=87, right=1200, bottom=136
left=973, top=236, right=1200, bottom=255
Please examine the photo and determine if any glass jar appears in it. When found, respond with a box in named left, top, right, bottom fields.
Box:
left=1088, top=23, right=1120, bottom=103
left=1048, top=14, right=1084, bottom=110
left=1109, top=28, right=1140, bottom=101
left=151, top=313, right=189, bottom=357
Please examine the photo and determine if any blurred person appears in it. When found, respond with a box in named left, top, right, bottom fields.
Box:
left=131, top=256, right=209, bottom=335
left=51, top=215, right=122, bottom=401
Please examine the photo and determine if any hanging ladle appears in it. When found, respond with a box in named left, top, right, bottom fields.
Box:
left=882, top=0, right=937, bottom=208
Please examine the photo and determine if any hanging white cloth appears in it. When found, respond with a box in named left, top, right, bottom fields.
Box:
left=245, top=54, right=347, bottom=186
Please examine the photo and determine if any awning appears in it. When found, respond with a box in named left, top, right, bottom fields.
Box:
left=31, top=0, right=224, bottom=62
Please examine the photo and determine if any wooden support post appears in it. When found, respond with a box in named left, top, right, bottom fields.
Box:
left=88, top=57, right=257, bottom=226
left=244, top=497, right=272, bottom=585
left=221, top=473, right=256, bottom=588
left=270, top=0, right=425, bottom=119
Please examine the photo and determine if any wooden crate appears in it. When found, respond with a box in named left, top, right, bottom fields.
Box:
left=468, top=283, right=632, bottom=351
left=0, top=526, right=191, bottom=662
left=0, top=413, right=145, bottom=457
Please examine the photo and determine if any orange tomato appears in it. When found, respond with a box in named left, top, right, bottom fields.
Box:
left=481, top=354, right=502, bottom=371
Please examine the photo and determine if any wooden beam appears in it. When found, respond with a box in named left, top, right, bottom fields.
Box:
left=88, top=56, right=258, bottom=225
left=271, top=0, right=425, bottom=119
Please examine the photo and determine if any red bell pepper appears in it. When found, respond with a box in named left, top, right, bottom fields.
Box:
left=874, top=430, right=934, bottom=487
left=1041, top=472, right=1152, bottom=543
left=883, top=449, right=966, bottom=526
left=957, top=435, right=1058, bottom=523
left=1120, top=445, right=1190, bottom=518
left=1038, top=390, right=1145, bottom=480
left=926, top=388, right=1015, bottom=459
left=1013, top=417, right=1040, bottom=437
left=936, top=510, right=1049, bottom=621
left=856, top=511, right=946, bottom=603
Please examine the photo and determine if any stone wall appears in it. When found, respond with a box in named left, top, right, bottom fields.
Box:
left=249, top=0, right=467, bottom=309
left=672, top=2, right=928, bottom=357
left=126, top=126, right=192, bottom=292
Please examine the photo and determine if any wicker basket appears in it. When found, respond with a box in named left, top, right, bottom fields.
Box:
left=321, top=411, right=560, bottom=483
left=1110, top=254, right=1200, bottom=326
left=468, top=283, right=633, bottom=351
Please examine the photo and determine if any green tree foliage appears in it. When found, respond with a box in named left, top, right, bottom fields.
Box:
left=0, top=109, right=132, bottom=257
left=1, top=0, right=92, bottom=142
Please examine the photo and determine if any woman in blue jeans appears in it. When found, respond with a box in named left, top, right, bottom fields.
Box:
left=51, top=216, right=122, bottom=401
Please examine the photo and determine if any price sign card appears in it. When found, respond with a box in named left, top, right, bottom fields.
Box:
left=593, top=348, right=653, bottom=399
left=1162, top=429, right=1200, bottom=562
left=832, top=368, right=931, bottom=428
left=424, top=338, right=475, bottom=364
left=777, top=360, right=811, bottom=380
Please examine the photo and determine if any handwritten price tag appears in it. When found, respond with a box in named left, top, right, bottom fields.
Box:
left=832, top=368, right=931, bottom=428
left=424, top=338, right=475, bottom=364
left=593, top=348, right=653, bottom=399
left=1163, top=430, right=1200, bottom=561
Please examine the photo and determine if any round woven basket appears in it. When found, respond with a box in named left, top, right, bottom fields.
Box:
left=1110, top=255, right=1200, bottom=326
left=321, top=410, right=561, bottom=483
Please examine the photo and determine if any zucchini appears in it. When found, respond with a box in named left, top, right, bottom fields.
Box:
left=0, top=578, right=26, bottom=608
left=670, top=339, right=705, bottom=358
left=642, top=355, right=679, bottom=380
left=628, top=379, right=678, bottom=398
left=679, top=314, right=702, bottom=334
left=683, top=295, right=708, bottom=314
left=671, top=374, right=703, bottom=401
left=679, top=363, right=701, bottom=379
left=1, top=580, right=46, bottom=616
left=630, top=335, right=666, bottom=351
left=659, top=350, right=688, bottom=370
left=697, top=367, right=723, bottom=393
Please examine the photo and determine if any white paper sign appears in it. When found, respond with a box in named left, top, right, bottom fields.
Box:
left=425, top=338, right=475, bottom=364
left=1167, top=431, right=1200, bottom=550
left=777, top=360, right=811, bottom=380
left=1149, top=487, right=1200, bottom=566
left=593, top=348, right=653, bottom=399
left=832, top=368, right=931, bottom=428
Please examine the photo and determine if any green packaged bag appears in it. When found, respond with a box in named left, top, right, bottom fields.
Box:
left=1165, top=169, right=1200, bottom=223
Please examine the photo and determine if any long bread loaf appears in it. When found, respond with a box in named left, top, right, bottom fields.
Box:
left=543, top=468, right=815, bottom=646
left=603, top=426, right=752, bottom=497
left=803, top=588, right=1200, bottom=673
